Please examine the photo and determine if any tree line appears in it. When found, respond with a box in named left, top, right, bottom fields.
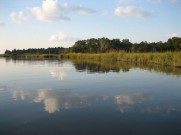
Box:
left=4, top=37, right=181, bottom=55
left=5, top=47, right=65, bottom=55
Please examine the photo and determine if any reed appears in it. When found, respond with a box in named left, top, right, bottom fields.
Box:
left=60, top=52, right=181, bottom=67
left=1, top=52, right=181, bottom=67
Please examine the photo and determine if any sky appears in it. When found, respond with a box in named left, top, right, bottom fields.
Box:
left=0, top=0, right=181, bottom=54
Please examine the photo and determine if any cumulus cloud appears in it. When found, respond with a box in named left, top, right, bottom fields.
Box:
left=31, top=0, right=70, bottom=21
left=63, top=3, right=96, bottom=15
left=10, top=11, right=28, bottom=23
left=115, top=6, right=151, bottom=18
left=49, top=32, right=68, bottom=42
left=49, top=32, right=78, bottom=43
left=166, top=33, right=180, bottom=38
left=31, top=0, right=96, bottom=22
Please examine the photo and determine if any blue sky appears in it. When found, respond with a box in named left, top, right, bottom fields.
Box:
left=0, top=0, right=181, bottom=53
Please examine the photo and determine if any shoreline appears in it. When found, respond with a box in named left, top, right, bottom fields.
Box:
left=1, top=52, right=181, bottom=68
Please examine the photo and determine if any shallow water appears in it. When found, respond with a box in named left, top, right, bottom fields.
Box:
left=0, top=58, right=181, bottom=135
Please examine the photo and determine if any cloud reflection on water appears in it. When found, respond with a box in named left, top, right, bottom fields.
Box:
left=4, top=88, right=181, bottom=114
left=34, top=89, right=94, bottom=113
left=10, top=88, right=93, bottom=113
left=12, top=90, right=32, bottom=100
left=114, top=93, right=151, bottom=113
left=115, top=93, right=151, bottom=105
left=49, top=68, right=67, bottom=80
left=34, top=89, right=71, bottom=113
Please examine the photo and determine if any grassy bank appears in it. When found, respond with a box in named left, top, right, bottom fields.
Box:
left=60, top=52, right=181, bottom=67
left=1, top=52, right=181, bottom=67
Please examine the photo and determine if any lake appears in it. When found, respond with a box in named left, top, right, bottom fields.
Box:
left=0, top=58, right=181, bottom=135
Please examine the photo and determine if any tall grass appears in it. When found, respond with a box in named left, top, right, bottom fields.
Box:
left=2, top=52, right=181, bottom=67
left=60, top=52, right=181, bottom=67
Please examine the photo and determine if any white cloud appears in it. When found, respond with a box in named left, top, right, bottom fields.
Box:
left=10, top=11, right=28, bottom=23
left=49, top=32, right=78, bottom=42
left=63, top=3, right=96, bottom=15
left=115, top=6, right=151, bottom=18
left=166, top=33, right=180, bottom=38
left=31, top=0, right=96, bottom=22
left=31, top=0, right=70, bottom=21
left=49, top=32, right=68, bottom=42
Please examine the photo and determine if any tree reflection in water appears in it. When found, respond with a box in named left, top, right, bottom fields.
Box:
left=72, top=59, right=181, bottom=76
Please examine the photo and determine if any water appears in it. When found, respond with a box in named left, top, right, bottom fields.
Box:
left=0, top=58, right=181, bottom=135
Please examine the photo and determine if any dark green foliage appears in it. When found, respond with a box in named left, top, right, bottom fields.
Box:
left=5, top=47, right=65, bottom=55
left=71, top=37, right=181, bottom=53
left=4, top=50, right=11, bottom=54
left=72, top=38, right=132, bottom=53
left=167, top=37, right=181, bottom=51
left=4, top=37, right=181, bottom=55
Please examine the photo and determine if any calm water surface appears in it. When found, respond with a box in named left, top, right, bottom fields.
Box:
left=0, top=58, right=181, bottom=135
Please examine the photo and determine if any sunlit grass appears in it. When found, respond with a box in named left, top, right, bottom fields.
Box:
left=60, top=52, right=181, bottom=67
left=2, top=52, right=181, bottom=67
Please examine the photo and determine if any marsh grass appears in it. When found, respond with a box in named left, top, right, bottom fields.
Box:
left=60, top=52, right=181, bottom=67
left=1, top=52, right=181, bottom=67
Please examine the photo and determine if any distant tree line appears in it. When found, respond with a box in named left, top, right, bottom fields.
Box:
left=4, top=37, right=181, bottom=55
left=4, top=47, right=65, bottom=55
left=71, top=37, right=181, bottom=53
